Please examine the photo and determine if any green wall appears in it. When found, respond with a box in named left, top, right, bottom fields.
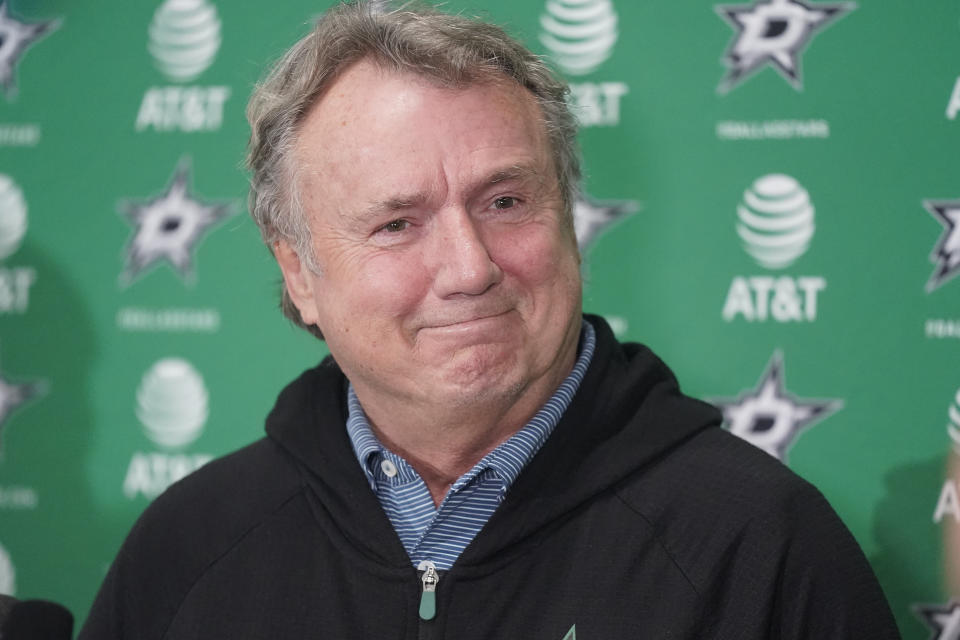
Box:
left=0, top=0, right=957, bottom=636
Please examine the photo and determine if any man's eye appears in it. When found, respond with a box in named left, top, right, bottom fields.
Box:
left=493, top=196, right=518, bottom=210
left=379, top=219, right=408, bottom=233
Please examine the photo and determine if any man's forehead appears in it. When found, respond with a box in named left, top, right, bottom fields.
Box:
left=292, top=61, right=551, bottom=193
left=319, top=56, right=530, bottom=106
left=296, top=58, right=545, bottom=146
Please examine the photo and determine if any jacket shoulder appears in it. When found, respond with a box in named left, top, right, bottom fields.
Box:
left=148, top=436, right=303, bottom=532
left=617, top=427, right=840, bottom=573
left=623, top=426, right=814, bottom=510
left=79, top=438, right=303, bottom=640
left=616, top=428, right=898, bottom=636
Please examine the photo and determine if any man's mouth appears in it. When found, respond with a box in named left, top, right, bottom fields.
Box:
left=421, top=309, right=514, bottom=332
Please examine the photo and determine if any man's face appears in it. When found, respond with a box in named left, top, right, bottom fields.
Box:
left=280, top=60, right=582, bottom=415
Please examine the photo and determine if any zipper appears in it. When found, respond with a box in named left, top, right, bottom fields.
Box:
left=418, top=560, right=439, bottom=621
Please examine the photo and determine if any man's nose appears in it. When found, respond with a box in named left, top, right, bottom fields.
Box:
left=429, top=208, right=503, bottom=297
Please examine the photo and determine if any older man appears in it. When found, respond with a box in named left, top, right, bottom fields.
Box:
left=80, top=2, right=899, bottom=638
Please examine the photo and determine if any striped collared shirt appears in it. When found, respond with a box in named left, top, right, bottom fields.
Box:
left=345, top=320, right=595, bottom=570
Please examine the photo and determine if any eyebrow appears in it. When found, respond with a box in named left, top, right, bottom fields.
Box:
left=485, top=164, right=542, bottom=186
left=347, top=196, right=420, bottom=228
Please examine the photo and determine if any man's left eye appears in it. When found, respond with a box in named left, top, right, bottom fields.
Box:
left=493, top=196, right=518, bottom=210
left=379, top=219, right=408, bottom=233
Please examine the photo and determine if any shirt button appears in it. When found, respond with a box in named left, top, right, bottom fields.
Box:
left=381, top=459, right=398, bottom=478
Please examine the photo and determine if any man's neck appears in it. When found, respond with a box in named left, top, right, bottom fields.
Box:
left=364, top=395, right=544, bottom=507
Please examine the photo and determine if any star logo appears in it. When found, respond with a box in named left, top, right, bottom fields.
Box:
left=0, top=366, right=46, bottom=455
left=119, top=159, right=236, bottom=285
left=716, top=0, right=855, bottom=93
left=915, top=600, right=960, bottom=640
left=573, top=192, right=639, bottom=251
left=0, top=0, right=59, bottom=99
left=924, top=200, right=960, bottom=293
left=709, top=351, right=842, bottom=461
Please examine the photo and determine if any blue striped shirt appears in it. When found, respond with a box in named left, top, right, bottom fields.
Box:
left=346, top=319, right=596, bottom=569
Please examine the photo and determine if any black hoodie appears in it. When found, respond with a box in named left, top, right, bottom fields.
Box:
left=79, top=316, right=900, bottom=639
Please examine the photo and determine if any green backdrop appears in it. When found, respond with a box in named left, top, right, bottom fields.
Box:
left=0, top=0, right=957, bottom=636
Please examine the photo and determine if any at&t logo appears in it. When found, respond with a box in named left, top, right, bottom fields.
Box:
left=149, top=0, right=221, bottom=82
left=540, top=0, right=618, bottom=76
left=948, top=388, right=960, bottom=455
left=0, top=540, right=14, bottom=595
left=539, top=0, right=627, bottom=127
left=0, top=174, right=36, bottom=314
left=136, top=0, right=230, bottom=133
left=136, top=357, right=208, bottom=447
left=735, top=172, right=813, bottom=268
left=123, top=358, right=212, bottom=499
left=0, top=174, right=26, bottom=261
left=934, top=387, right=960, bottom=524
left=722, top=174, right=826, bottom=323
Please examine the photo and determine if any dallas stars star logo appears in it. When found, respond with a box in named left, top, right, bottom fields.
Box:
left=0, top=0, right=59, bottom=99
left=710, top=351, right=842, bottom=461
left=716, top=0, right=855, bottom=93
left=119, top=159, right=236, bottom=285
left=915, top=600, right=960, bottom=640
left=0, top=366, right=45, bottom=454
left=573, top=192, right=639, bottom=251
left=924, top=200, right=960, bottom=293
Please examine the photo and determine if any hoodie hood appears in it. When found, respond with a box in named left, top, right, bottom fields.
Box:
left=265, top=314, right=722, bottom=569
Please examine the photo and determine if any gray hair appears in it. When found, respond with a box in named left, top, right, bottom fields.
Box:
left=246, top=0, right=581, bottom=340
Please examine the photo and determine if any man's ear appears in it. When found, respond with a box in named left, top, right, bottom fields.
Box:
left=274, top=240, right=319, bottom=326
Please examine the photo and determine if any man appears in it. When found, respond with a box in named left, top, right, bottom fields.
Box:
left=80, top=2, right=900, bottom=638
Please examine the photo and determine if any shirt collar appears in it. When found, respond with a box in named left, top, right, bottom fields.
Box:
left=345, top=318, right=596, bottom=494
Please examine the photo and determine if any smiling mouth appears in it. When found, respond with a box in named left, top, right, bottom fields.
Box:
left=424, top=310, right=513, bottom=331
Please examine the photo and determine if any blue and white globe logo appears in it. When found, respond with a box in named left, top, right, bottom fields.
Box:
left=539, top=0, right=619, bottom=76
left=0, top=174, right=27, bottom=260
left=736, top=174, right=815, bottom=270
left=148, top=0, right=222, bottom=83
left=947, top=387, right=960, bottom=454
left=0, top=541, right=14, bottom=596
left=136, top=358, right=209, bottom=449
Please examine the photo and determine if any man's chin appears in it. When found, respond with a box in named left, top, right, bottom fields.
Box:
left=425, top=349, right=526, bottom=405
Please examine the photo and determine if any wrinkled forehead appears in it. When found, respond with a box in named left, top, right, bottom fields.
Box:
left=291, top=59, right=554, bottom=196
left=302, top=57, right=547, bottom=138
left=310, top=52, right=541, bottom=116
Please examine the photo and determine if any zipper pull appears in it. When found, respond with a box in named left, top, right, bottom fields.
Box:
left=417, top=560, right=439, bottom=621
